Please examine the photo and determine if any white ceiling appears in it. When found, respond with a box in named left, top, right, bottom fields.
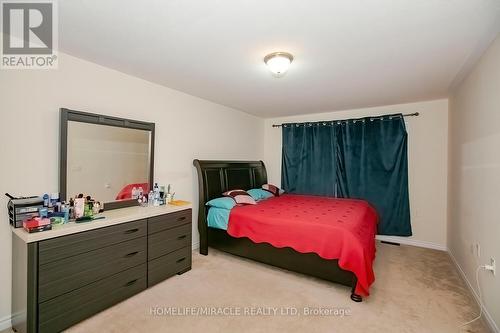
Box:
left=59, top=0, right=500, bottom=118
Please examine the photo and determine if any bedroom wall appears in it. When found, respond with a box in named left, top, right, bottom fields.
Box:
left=0, top=52, right=264, bottom=329
left=448, top=36, right=500, bottom=330
left=263, top=99, right=449, bottom=250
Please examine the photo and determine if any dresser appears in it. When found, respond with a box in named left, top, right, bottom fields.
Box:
left=11, top=205, right=192, bottom=333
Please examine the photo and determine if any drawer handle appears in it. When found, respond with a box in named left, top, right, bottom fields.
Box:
left=124, top=251, right=139, bottom=258
left=176, top=257, right=186, bottom=264
left=177, top=235, right=187, bottom=240
left=177, top=216, right=187, bottom=222
left=124, top=279, right=138, bottom=287
left=124, top=228, right=139, bottom=234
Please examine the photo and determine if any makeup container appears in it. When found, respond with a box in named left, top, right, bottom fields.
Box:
left=43, top=194, right=50, bottom=207
left=153, top=183, right=160, bottom=207
left=84, top=200, right=94, bottom=218
left=74, top=198, right=85, bottom=219
left=39, top=207, right=48, bottom=218
left=159, top=186, right=165, bottom=205
left=55, top=201, right=62, bottom=213
left=50, top=193, right=59, bottom=208
left=92, top=202, right=100, bottom=215
left=148, top=191, right=154, bottom=207
left=62, top=204, right=69, bottom=223
left=69, top=198, right=75, bottom=220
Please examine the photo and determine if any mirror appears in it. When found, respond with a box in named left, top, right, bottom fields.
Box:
left=60, top=108, right=155, bottom=210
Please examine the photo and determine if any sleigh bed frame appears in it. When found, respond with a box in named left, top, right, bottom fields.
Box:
left=193, top=159, right=362, bottom=302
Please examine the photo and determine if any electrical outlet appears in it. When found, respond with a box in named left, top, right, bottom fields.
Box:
left=483, top=258, right=496, bottom=276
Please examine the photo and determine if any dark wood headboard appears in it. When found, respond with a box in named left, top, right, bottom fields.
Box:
left=193, top=160, right=268, bottom=254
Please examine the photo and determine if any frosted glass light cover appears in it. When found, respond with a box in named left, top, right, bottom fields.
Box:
left=264, top=52, right=293, bottom=77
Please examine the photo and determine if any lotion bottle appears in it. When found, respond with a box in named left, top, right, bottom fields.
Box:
left=74, top=198, right=85, bottom=219
left=148, top=191, right=154, bottom=207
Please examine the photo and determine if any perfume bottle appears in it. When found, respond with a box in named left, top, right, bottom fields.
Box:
left=153, top=183, right=160, bottom=206
left=148, top=191, right=154, bottom=207
left=159, top=186, right=165, bottom=205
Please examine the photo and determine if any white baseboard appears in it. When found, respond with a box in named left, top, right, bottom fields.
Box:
left=375, top=235, right=447, bottom=251
left=448, top=250, right=499, bottom=333
left=0, top=314, right=11, bottom=331
left=192, top=241, right=200, bottom=251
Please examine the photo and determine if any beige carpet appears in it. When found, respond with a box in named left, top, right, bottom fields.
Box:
left=4, top=242, right=490, bottom=333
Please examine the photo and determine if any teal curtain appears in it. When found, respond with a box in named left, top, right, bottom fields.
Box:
left=281, top=114, right=412, bottom=236
left=336, top=116, right=411, bottom=236
left=282, top=123, right=337, bottom=196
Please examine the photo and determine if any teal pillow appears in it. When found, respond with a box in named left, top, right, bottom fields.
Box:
left=247, top=188, right=274, bottom=201
left=206, top=197, right=236, bottom=210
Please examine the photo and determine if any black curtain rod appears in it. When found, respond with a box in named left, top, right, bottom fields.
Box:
left=271, top=112, right=419, bottom=128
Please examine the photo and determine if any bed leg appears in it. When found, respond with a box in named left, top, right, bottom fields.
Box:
left=350, top=293, right=362, bottom=302
left=350, top=277, right=362, bottom=302
left=200, top=240, right=208, bottom=255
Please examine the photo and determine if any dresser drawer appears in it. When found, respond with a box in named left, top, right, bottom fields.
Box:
left=39, top=236, right=146, bottom=302
left=148, top=209, right=191, bottom=235
left=148, top=223, right=191, bottom=260
left=39, top=263, right=146, bottom=333
left=148, top=246, right=191, bottom=287
left=39, top=219, right=147, bottom=265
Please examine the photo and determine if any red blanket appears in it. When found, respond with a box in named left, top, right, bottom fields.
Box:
left=227, top=194, right=378, bottom=296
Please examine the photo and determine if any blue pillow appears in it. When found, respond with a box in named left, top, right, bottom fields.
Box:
left=247, top=188, right=274, bottom=201
left=206, top=197, right=236, bottom=210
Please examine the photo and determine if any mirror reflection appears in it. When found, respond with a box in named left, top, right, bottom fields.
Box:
left=67, top=121, right=151, bottom=203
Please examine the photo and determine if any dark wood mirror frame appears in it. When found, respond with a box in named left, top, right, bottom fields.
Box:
left=59, top=108, right=155, bottom=210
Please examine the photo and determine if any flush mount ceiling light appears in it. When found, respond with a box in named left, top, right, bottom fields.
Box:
left=264, top=52, right=293, bottom=77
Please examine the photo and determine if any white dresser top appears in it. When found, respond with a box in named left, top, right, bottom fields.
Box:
left=12, top=204, right=192, bottom=243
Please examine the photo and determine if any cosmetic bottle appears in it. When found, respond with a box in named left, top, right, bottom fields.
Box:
left=87, top=198, right=95, bottom=217
left=159, top=186, right=165, bottom=205
left=69, top=198, right=75, bottom=220
left=55, top=201, right=62, bottom=213
left=92, top=202, right=100, bottom=215
left=50, top=193, right=59, bottom=208
left=84, top=205, right=89, bottom=217
left=43, top=194, right=50, bottom=207
left=166, top=184, right=173, bottom=203
left=74, top=198, right=85, bottom=219
left=39, top=207, right=48, bottom=218
left=62, top=204, right=69, bottom=223
left=148, top=191, right=154, bottom=207
left=153, top=183, right=160, bottom=207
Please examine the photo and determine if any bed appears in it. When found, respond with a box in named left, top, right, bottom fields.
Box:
left=193, top=159, right=378, bottom=302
